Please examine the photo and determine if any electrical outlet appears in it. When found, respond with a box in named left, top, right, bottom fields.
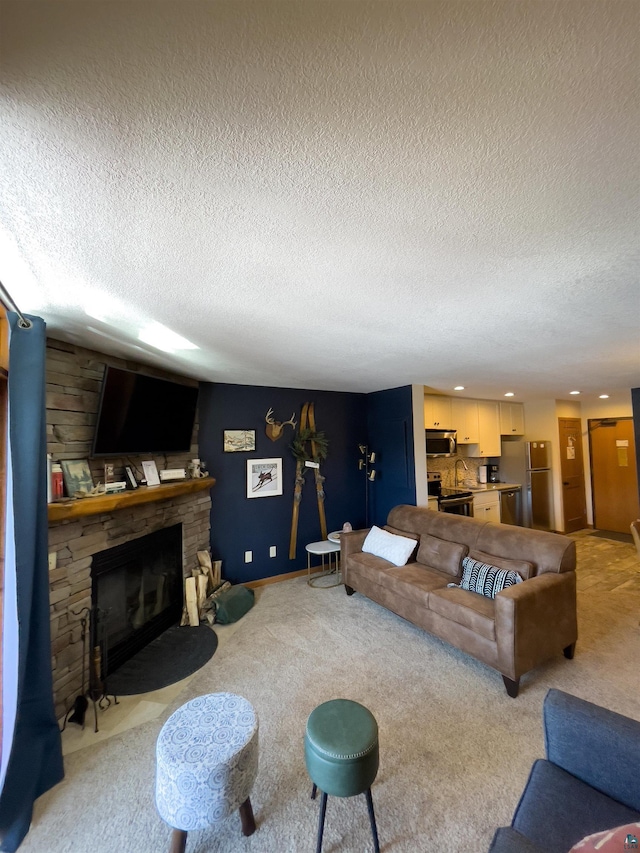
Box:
left=269, top=546, right=277, bottom=558
left=244, top=550, right=252, bottom=563
left=48, top=552, right=57, bottom=571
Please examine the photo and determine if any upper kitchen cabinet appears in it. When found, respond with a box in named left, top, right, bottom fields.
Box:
left=424, top=395, right=453, bottom=429
left=499, top=402, right=525, bottom=435
left=476, top=400, right=501, bottom=456
left=451, top=398, right=479, bottom=443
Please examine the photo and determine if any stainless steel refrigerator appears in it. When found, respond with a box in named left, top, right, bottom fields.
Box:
left=500, top=440, right=554, bottom=530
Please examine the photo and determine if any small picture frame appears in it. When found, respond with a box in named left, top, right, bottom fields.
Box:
left=224, top=430, right=256, bottom=452
left=142, top=459, right=160, bottom=487
left=246, top=458, right=283, bottom=498
left=125, top=466, right=138, bottom=490
left=60, top=459, right=94, bottom=498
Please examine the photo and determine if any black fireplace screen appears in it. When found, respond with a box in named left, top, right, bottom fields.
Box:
left=91, top=524, right=183, bottom=676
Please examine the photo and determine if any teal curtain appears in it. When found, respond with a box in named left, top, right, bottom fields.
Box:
left=0, top=313, right=63, bottom=851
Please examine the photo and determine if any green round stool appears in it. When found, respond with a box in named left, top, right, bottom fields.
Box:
left=304, top=698, right=380, bottom=853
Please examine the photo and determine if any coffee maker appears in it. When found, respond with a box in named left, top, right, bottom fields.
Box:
left=487, top=464, right=499, bottom=483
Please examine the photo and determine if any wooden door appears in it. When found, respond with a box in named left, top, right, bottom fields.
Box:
left=589, top=417, right=640, bottom=533
left=558, top=418, right=587, bottom=533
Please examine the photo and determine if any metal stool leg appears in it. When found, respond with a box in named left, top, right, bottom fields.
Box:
left=315, top=791, right=328, bottom=853
left=365, top=788, right=380, bottom=853
left=311, top=782, right=317, bottom=800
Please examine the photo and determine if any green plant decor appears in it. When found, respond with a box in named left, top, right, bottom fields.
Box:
left=290, top=428, right=329, bottom=463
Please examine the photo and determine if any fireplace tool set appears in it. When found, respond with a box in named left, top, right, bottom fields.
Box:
left=61, top=605, right=118, bottom=734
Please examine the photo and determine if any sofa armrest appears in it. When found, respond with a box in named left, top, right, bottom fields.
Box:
left=543, top=688, right=640, bottom=812
left=495, top=572, right=577, bottom=680
left=340, top=529, right=369, bottom=586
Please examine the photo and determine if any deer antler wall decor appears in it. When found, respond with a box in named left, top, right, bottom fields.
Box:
left=265, top=408, right=297, bottom=441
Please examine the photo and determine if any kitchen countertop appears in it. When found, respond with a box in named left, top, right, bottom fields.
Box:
left=445, top=483, right=522, bottom=493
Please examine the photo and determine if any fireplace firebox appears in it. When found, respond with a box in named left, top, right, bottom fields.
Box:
left=91, top=524, right=183, bottom=676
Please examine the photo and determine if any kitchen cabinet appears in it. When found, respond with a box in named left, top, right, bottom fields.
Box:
left=424, top=395, right=452, bottom=429
left=476, top=400, right=501, bottom=457
left=500, top=402, right=525, bottom=435
left=451, top=398, right=479, bottom=444
left=473, top=490, right=501, bottom=523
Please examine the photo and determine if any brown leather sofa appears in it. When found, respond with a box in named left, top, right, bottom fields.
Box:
left=341, top=505, right=577, bottom=697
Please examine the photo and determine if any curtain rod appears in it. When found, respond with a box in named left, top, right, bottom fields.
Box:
left=0, top=280, right=33, bottom=329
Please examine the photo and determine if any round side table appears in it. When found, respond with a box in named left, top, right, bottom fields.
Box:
left=305, top=540, right=341, bottom=588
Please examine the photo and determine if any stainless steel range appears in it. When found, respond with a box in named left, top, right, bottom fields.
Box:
left=427, top=471, right=474, bottom=516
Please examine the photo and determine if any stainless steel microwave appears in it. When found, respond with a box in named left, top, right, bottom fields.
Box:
left=426, top=429, right=457, bottom=457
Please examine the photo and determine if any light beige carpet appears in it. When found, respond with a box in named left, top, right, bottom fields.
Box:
left=22, top=533, right=640, bottom=852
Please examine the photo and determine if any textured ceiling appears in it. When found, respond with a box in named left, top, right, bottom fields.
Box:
left=1, top=0, right=639, bottom=401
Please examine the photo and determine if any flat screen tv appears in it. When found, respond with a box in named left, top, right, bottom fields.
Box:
left=91, top=366, right=199, bottom=457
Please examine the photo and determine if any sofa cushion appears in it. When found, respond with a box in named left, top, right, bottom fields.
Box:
left=454, top=555, right=523, bottom=598
left=416, top=533, right=468, bottom=577
left=469, top=549, right=534, bottom=581
left=513, top=759, right=640, bottom=853
left=347, top=552, right=451, bottom=607
left=362, top=525, right=418, bottom=567
left=428, top=586, right=496, bottom=641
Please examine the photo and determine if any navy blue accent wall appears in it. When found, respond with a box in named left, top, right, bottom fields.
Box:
left=199, top=383, right=367, bottom=583
left=365, top=385, right=416, bottom=527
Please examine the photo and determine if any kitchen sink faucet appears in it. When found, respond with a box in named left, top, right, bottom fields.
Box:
left=455, top=457, right=469, bottom=487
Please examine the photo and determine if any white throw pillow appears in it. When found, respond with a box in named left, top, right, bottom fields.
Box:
left=362, top=525, right=417, bottom=567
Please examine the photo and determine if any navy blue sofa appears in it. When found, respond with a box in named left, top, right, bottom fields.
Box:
left=489, top=689, right=640, bottom=852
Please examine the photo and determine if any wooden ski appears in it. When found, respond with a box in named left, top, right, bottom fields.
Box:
left=307, top=403, right=328, bottom=540
left=289, top=402, right=309, bottom=559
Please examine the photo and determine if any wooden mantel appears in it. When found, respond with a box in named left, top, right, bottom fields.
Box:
left=48, top=476, right=216, bottom=523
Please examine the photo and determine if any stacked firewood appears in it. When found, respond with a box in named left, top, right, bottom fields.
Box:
left=180, top=551, right=230, bottom=627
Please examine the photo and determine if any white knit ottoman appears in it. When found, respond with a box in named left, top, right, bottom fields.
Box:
left=155, top=693, right=259, bottom=853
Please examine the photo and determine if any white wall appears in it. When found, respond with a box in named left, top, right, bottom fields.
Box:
left=412, top=384, right=428, bottom=506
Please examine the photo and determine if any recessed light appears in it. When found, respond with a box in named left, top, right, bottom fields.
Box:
left=504, top=392, right=515, bottom=397
left=569, top=391, right=580, bottom=395
left=599, top=394, right=609, bottom=399
left=454, top=386, right=465, bottom=391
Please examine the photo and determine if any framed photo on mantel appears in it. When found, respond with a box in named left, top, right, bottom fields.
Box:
left=142, top=460, right=160, bottom=486
left=60, top=459, right=94, bottom=498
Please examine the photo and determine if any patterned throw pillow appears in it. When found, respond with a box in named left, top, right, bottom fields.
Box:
left=568, top=823, right=640, bottom=852
left=362, top=525, right=418, bottom=567
left=453, top=555, right=523, bottom=598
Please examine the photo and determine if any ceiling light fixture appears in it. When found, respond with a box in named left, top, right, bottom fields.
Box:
left=599, top=394, right=610, bottom=399
left=138, top=322, right=199, bottom=354
left=504, top=392, right=515, bottom=397
left=569, top=391, right=580, bottom=395
left=454, top=386, right=465, bottom=391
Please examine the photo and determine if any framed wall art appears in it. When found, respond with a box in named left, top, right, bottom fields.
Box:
left=246, top=458, right=282, bottom=498
left=224, top=429, right=256, bottom=452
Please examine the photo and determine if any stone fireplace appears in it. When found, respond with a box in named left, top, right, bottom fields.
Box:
left=48, top=487, right=213, bottom=719
left=45, top=337, right=213, bottom=719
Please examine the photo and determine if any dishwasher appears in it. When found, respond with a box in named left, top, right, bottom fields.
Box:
left=500, top=488, right=521, bottom=526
